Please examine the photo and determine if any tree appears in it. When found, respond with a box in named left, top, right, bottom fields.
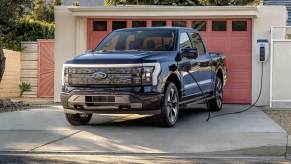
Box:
left=0, top=0, right=32, bottom=82
left=31, top=0, right=54, bottom=23
left=54, top=0, right=63, bottom=5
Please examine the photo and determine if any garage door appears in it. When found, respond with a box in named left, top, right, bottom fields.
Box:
left=87, top=18, right=252, bottom=104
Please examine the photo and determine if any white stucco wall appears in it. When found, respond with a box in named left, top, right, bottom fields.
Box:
left=54, top=6, right=76, bottom=102
left=54, top=6, right=287, bottom=105
left=252, top=6, right=287, bottom=106
left=272, top=41, right=291, bottom=108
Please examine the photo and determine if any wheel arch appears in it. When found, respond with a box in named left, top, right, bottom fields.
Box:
left=216, top=66, right=224, bottom=85
left=163, top=73, right=182, bottom=99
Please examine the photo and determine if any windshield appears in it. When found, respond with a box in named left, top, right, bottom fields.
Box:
left=95, top=30, right=176, bottom=52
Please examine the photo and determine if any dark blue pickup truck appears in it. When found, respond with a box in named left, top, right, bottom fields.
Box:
left=61, top=27, right=226, bottom=127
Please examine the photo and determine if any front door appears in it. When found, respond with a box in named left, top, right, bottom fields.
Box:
left=179, top=32, right=201, bottom=99
left=189, top=32, right=213, bottom=92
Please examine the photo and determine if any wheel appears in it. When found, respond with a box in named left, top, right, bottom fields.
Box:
left=65, top=113, right=92, bottom=126
left=155, top=82, right=179, bottom=127
left=208, top=77, right=223, bottom=112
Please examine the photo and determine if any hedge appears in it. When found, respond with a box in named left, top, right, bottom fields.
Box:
left=1, top=18, right=54, bottom=51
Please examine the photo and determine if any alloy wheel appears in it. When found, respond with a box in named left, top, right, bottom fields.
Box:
left=167, top=87, right=178, bottom=124
left=215, top=78, right=223, bottom=108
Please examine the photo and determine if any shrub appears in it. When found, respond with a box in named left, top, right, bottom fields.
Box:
left=1, top=18, right=54, bottom=51
left=19, top=82, right=32, bottom=96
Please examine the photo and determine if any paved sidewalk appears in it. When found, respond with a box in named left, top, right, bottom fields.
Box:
left=0, top=105, right=287, bottom=157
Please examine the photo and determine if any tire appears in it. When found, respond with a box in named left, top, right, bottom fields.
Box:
left=65, top=113, right=92, bottom=126
left=208, top=77, right=223, bottom=112
left=155, top=82, right=179, bottom=127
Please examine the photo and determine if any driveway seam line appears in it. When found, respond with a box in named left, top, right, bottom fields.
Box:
left=29, top=130, right=82, bottom=152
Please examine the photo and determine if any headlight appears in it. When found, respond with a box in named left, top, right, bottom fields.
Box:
left=142, top=63, right=160, bottom=86
left=142, top=66, right=154, bottom=85
left=62, top=66, right=69, bottom=85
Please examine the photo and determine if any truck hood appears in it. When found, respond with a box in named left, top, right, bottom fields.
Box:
left=65, top=51, right=176, bottom=64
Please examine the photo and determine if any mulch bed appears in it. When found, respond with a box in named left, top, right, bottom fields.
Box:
left=264, top=110, right=291, bottom=134
left=0, top=98, right=30, bottom=113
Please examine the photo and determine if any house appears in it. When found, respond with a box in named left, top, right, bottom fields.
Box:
left=264, top=0, right=291, bottom=25
left=53, top=5, right=289, bottom=107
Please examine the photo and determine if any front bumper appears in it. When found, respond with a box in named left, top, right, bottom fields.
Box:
left=61, top=90, right=162, bottom=115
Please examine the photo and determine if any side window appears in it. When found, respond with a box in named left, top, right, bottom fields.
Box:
left=93, top=21, right=107, bottom=31
left=132, top=21, right=147, bottom=28
left=190, top=33, right=206, bottom=55
left=192, top=21, right=206, bottom=31
left=172, top=21, right=186, bottom=27
left=179, top=33, right=192, bottom=50
left=112, top=21, right=127, bottom=31
left=212, top=21, right=227, bottom=31
left=232, top=21, right=247, bottom=31
left=152, top=21, right=166, bottom=27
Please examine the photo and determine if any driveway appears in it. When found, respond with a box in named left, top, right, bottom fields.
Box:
left=0, top=104, right=287, bottom=157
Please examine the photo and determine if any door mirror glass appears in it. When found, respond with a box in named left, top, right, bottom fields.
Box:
left=181, top=48, right=198, bottom=59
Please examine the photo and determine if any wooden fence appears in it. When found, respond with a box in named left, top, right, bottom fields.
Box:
left=0, top=50, right=21, bottom=98
left=21, top=42, right=38, bottom=97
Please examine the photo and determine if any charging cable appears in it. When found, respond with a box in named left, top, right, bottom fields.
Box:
left=208, top=62, right=264, bottom=120
left=186, top=62, right=264, bottom=121
left=186, top=71, right=212, bottom=121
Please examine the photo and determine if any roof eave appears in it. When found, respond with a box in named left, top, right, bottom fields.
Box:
left=67, top=6, right=258, bottom=18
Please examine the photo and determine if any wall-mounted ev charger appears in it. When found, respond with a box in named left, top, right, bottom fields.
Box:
left=257, top=39, right=269, bottom=62
left=186, top=39, right=268, bottom=121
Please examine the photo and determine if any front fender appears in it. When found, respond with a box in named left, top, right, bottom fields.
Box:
left=157, top=62, right=181, bottom=94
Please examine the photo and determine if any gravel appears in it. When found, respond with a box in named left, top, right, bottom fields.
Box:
left=264, top=110, right=291, bottom=134
left=0, top=98, right=30, bottom=113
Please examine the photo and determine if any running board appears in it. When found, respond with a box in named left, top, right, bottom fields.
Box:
left=179, top=95, right=215, bottom=105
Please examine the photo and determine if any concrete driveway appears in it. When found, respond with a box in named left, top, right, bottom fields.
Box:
left=0, top=105, right=287, bottom=157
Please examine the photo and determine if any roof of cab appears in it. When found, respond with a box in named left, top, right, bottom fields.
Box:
left=114, top=27, right=198, bottom=32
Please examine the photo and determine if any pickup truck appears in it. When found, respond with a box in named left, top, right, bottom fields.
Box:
left=61, top=27, right=227, bottom=127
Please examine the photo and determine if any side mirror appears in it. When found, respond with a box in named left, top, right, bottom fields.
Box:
left=181, top=48, right=198, bottom=59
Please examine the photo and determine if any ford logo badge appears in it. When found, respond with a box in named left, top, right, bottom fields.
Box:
left=91, top=72, right=107, bottom=79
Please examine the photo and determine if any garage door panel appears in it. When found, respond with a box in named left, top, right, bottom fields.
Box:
left=223, top=88, right=251, bottom=103
left=226, top=82, right=249, bottom=90
left=226, top=57, right=251, bottom=70
left=230, top=50, right=252, bottom=56
left=225, top=71, right=249, bottom=86
left=230, top=39, right=251, bottom=50
left=207, top=39, right=228, bottom=52
left=87, top=18, right=252, bottom=104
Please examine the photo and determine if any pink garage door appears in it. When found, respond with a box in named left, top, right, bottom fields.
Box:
left=87, top=18, right=252, bottom=104
left=38, top=40, right=54, bottom=97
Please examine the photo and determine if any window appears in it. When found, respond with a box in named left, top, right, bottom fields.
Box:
left=212, top=21, right=227, bottom=31
left=179, top=33, right=192, bottom=50
left=93, top=21, right=107, bottom=31
left=132, top=21, right=147, bottom=28
left=190, top=33, right=206, bottom=55
left=112, top=21, right=127, bottom=31
left=192, top=21, right=206, bottom=31
left=172, top=21, right=186, bottom=27
left=232, top=21, right=247, bottom=31
left=152, top=21, right=166, bottom=27
left=95, top=30, right=175, bottom=52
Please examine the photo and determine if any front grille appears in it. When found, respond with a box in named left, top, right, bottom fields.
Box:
left=85, top=96, right=115, bottom=103
left=68, top=67, right=142, bottom=86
